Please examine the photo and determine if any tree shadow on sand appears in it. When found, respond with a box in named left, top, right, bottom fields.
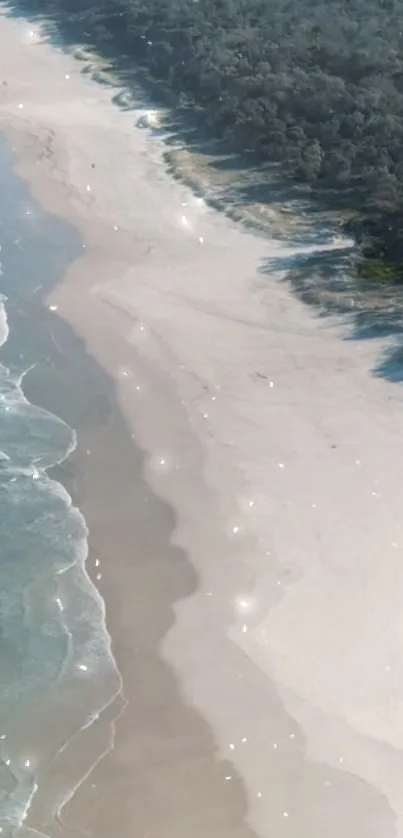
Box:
left=260, top=234, right=403, bottom=382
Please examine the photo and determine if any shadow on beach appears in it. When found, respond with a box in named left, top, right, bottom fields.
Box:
left=260, top=241, right=403, bottom=382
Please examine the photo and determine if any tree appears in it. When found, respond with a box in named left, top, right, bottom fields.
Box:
left=13, top=0, right=403, bottom=281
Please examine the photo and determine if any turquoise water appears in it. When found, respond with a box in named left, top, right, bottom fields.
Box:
left=0, top=140, right=122, bottom=834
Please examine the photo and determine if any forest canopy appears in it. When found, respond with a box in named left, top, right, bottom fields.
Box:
left=8, top=0, right=403, bottom=280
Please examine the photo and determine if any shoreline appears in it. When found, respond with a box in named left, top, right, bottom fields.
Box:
left=18, top=268, right=255, bottom=838
left=0, top=53, right=258, bottom=838
left=1, top=10, right=403, bottom=838
left=0, top=135, right=126, bottom=832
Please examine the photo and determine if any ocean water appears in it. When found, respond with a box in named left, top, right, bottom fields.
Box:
left=0, top=140, right=122, bottom=834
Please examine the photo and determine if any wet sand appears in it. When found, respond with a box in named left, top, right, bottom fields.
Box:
left=20, top=298, right=256, bottom=838
left=0, top=9, right=402, bottom=838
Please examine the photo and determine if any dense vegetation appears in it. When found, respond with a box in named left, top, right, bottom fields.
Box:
left=8, top=0, right=403, bottom=280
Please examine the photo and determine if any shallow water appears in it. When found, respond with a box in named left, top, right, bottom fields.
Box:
left=0, top=139, right=122, bottom=835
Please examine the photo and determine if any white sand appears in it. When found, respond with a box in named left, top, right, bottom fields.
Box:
left=1, top=12, right=403, bottom=836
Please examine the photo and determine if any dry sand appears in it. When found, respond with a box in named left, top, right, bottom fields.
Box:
left=0, top=11, right=403, bottom=837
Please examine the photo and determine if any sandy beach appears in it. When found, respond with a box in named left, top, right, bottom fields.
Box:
left=1, top=9, right=403, bottom=836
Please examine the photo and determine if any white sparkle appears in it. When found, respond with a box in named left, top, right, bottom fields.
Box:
left=181, top=215, right=188, bottom=227
left=86, top=184, right=91, bottom=192
left=140, top=324, right=145, bottom=331
left=312, top=503, right=316, bottom=508
left=211, top=395, right=216, bottom=401
left=269, top=380, right=274, bottom=388
left=160, top=459, right=165, bottom=466
left=257, top=792, right=262, bottom=799
left=206, top=592, right=213, bottom=597
left=95, top=559, right=100, bottom=567
left=339, top=756, right=344, bottom=763
left=355, top=459, right=361, bottom=466
left=96, top=573, right=102, bottom=580
left=278, top=462, right=285, bottom=469
left=225, top=776, right=232, bottom=781
left=113, top=225, right=119, bottom=231
left=25, top=760, right=30, bottom=768
left=283, top=812, right=289, bottom=818
left=5, top=759, right=10, bottom=766
left=18, top=103, right=24, bottom=109
left=241, top=624, right=248, bottom=633
left=248, top=499, right=254, bottom=507
left=277, top=579, right=282, bottom=586
left=273, top=743, right=278, bottom=749
left=289, top=732, right=295, bottom=739
left=181, top=201, right=188, bottom=207
left=229, top=744, right=235, bottom=750
left=232, top=526, right=239, bottom=534
left=203, top=413, right=208, bottom=419
left=372, top=491, right=379, bottom=497
left=241, top=737, right=248, bottom=743
left=0, top=734, right=6, bottom=740
left=65, top=73, right=70, bottom=79
left=78, top=664, right=88, bottom=672
left=49, top=305, right=58, bottom=311
left=198, top=236, right=204, bottom=244
left=136, top=385, right=141, bottom=391
left=56, top=598, right=63, bottom=611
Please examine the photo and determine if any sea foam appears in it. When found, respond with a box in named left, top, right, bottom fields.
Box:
left=0, top=293, right=123, bottom=835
